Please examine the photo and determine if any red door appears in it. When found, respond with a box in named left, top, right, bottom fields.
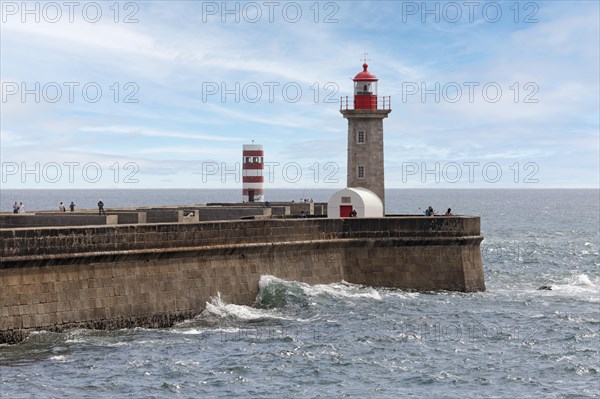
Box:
left=340, top=205, right=353, bottom=217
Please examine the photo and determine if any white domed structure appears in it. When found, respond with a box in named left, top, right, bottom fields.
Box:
left=327, top=187, right=384, bottom=218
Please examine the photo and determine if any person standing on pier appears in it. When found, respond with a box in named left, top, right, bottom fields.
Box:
left=425, top=206, right=436, bottom=216
left=17, top=202, right=25, bottom=213
left=69, top=202, right=75, bottom=212
left=59, top=202, right=66, bottom=212
left=98, top=200, right=106, bottom=215
left=13, top=202, right=19, bottom=213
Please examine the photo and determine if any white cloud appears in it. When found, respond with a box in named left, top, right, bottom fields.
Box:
left=78, top=125, right=242, bottom=142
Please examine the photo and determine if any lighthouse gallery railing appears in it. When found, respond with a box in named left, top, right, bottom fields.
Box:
left=339, top=96, right=391, bottom=111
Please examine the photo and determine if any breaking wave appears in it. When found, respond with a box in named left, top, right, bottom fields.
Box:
left=202, top=292, right=291, bottom=321
left=256, top=275, right=382, bottom=309
left=200, top=276, right=384, bottom=322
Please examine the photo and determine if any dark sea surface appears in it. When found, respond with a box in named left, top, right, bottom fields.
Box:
left=0, top=189, right=599, bottom=398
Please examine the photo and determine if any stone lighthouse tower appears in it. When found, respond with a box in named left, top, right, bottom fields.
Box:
left=340, top=62, right=391, bottom=209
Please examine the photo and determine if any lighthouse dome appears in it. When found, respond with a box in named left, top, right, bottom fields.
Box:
left=353, top=63, right=378, bottom=82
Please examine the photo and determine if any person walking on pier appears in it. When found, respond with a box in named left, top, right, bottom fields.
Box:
left=98, top=200, right=106, bottom=216
left=69, top=201, right=75, bottom=212
left=59, top=202, right=66, bottom=212
left=13, top=202, right=19, bottom=214
left=17, top=202, right=25, bottom=213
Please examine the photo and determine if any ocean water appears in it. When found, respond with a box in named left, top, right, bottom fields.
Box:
left=0, top=189, right=598, bottom=398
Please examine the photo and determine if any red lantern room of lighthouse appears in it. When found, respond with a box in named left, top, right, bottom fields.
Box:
left=353, top=63, right=378, bottom=109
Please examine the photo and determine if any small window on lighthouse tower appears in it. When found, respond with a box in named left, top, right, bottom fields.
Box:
left=357, top=165, right=365, bottom=179
left=357, top=131, right=366, bottom=144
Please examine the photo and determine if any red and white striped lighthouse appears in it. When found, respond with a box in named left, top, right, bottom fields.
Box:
left=242, top=144, right=264, bottom=202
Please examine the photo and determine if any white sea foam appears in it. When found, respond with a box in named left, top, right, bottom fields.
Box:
left=175, top=327, right=240, bottom=335
left=259, top=275, right=382, bottom=301
left=258, top=275, right=284, bottom=290
left=302, top=282, right=382, bottom=300
left=176, top=328, right=206, bottom=335
left=173, top=359, right=200, bottom=366
left=64, top=330, right=93, bottom=344
left=203, top=292, right=290, bottom=321
left=534, top=273, right=600, bottom=303
left=381, top=290, right=420, bottom=300
left=64, top=335, right=131, bottom=347
left=552, top=273, right=598, bottom=292
left=571, top=274, right=597, bottom=288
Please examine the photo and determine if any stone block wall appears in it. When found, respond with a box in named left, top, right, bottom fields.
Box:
left=0, top=243, right=346, bottom=342
left=34, top=211, right=147, bottom=225
left=270, top=202, right=314, bottom=216
left=113, top=212, right=147, bottom=224
left=144, top=210, right=183, bottom=223
left=197, top=207, right=271, bottom=221
left=0, top=217, right=484, bottom=343
left=0, top=215, right=118, bottom=228
left=1, top=217, right=481, bottom=259
left=313, top=203, right=327, bottom=216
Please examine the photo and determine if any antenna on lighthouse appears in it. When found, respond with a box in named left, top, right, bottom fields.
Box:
left=362, top=50, right=371, bottom=64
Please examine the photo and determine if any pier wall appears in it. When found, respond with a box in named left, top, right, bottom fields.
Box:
left=0, top=215, right=118, bottom=228
left=0, top=217, right=484, bottom=343
left=144, top=209, right=189, bottom=224
left=34, top=211, right=147, bottom=225
left=197, top=207, right=273, bottom=221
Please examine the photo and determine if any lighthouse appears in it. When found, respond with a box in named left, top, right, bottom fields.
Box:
left=340, top=61, right=391, bottom=209
left=242, top=144, right=264, bottom=202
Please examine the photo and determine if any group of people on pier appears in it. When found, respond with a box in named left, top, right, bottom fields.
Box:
left=10, top=200, right=103, bottom=214
left=57, top=202, right=76, bottom=212
left=12, top=202, right=25, bottom=214
left=424, top=206, right=454, bottom=216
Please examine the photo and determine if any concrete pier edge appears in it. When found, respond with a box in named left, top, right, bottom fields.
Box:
left=0, top=217, right=485, bottom=344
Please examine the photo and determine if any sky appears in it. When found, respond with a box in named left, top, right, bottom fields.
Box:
left=1, top=0, right=599, bottom=190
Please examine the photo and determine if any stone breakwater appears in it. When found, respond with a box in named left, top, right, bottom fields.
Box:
left=0, top=217, right=484, bottom=344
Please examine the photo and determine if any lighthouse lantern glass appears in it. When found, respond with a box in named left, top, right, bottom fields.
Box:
left=354, top=81, right=378, bottom=95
